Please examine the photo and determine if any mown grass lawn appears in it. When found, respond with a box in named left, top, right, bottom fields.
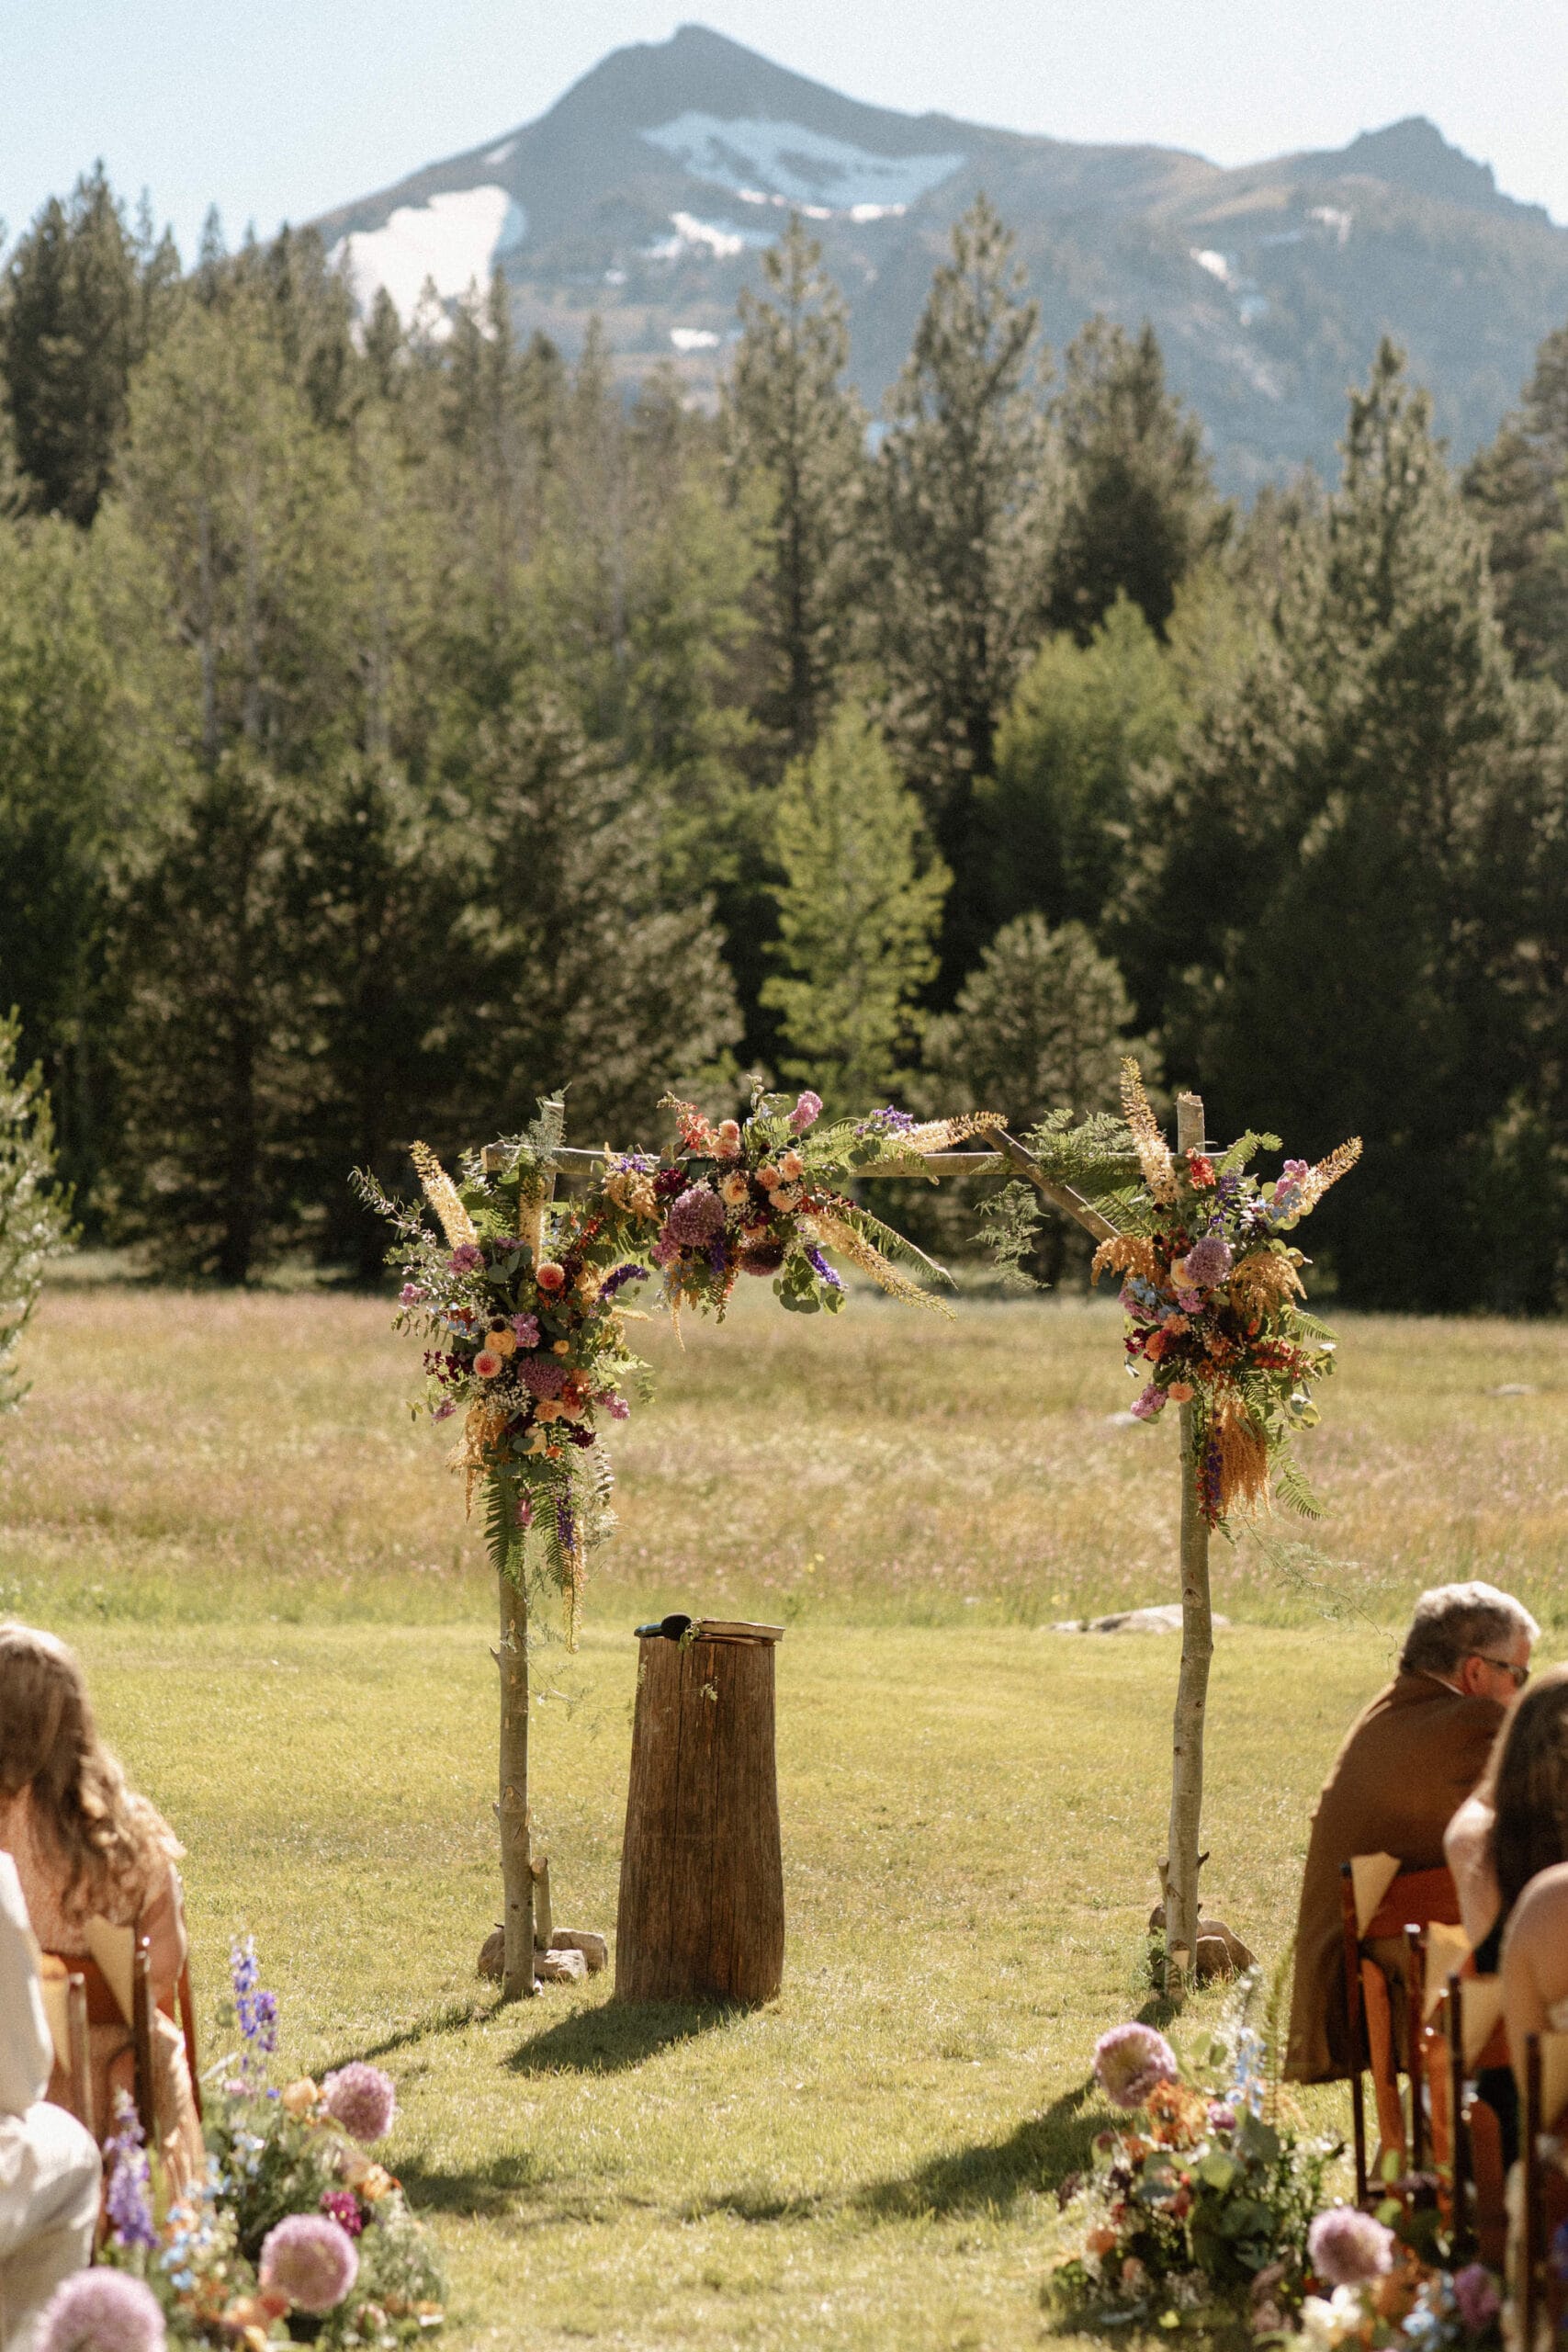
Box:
left=3, top=1280, right=1566, bottom=2346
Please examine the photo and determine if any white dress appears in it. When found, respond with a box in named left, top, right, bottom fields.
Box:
left=0, top=1855, right=100, bottom=2352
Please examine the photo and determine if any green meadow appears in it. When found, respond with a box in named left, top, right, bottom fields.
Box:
left=3, top=1278, right=1564, bottom=2346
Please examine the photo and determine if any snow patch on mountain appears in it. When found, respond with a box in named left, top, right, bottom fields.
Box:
left=641, top=113, right=964, bottom=211
left=647, top=210, right=774, bottom=261
left=332, top=186, right=527, bottom=324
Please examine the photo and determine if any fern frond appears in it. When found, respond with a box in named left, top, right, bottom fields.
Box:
left=977, top=1181, right=1043, bottom=1291
left=1273, top=1453, right=1326, bottom=1521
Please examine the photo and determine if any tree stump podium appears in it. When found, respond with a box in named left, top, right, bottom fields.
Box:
left=615, top=1618, right=784, bottom=2006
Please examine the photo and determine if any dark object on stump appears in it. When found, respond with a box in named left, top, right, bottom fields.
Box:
left=615, top=1618, right=784, bottom=2006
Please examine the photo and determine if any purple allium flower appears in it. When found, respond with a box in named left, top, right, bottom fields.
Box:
left=806, top=1247, right=845, bottom=1292
left=1130, top=1385, right=1166, bottom=1421
left=1453, top=2263, right=1501, bottom=2327
left=664, top=1185, right=726, bottom=1248
left=321, top=2188, right=365, bottom=2239
left=517, top=1353, right=567, bottom=1398
left=600, top=1263, right=649, bottom=1300
left=322, top=2062, right=397, bottom=2144
left=39, top=2270, right=165, bottom=2352
left=1307, top=2208, right=1394, bottom=2287
left=104, top=2090, right=156, bottom=2252
left=1181, top=1235, right=1233, bottom=1289
left=399, top=1283, right=424, bottom=1306
left=1092, top=2022, right=1178, bottom=2110
left=260, top=2213, right=360, bottom=2312
left=231, top=1936, right=277, bottom=2057
left=448, top=1243, right=483, bottom=1273
left=788, top=1091, right=823, bottom=1133
left=510, top=1312, right=540, bottom=1347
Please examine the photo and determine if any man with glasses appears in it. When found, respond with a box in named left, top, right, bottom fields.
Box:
left=1284, top=1580, right=1538, bottom=2086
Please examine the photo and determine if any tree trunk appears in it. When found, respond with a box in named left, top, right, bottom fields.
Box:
left=1165, top=1089, right=1213, bottom=1996
left=616, top=1625, right=784, bottom=2006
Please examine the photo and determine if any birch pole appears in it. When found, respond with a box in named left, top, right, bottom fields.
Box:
left=488, top=1115, right=561, bottom=2003
left=1164, top=1091, right=1212, bottom=1995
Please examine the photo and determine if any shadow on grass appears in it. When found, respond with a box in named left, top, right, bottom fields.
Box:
left=394, top=2146, right=549, bottom=2218
left=856, top=2078, right=1111, bottom=2219
left=325, top=1996, right=494, bottom=2069
left=506, top=1996, right=732, bottom=2076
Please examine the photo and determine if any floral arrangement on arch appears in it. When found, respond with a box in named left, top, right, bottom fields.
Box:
left=1097, top=1061, right=1360, bottom=1528
left=356, top=1085, right=1000, bottom=1635
left=76, top=1937, right=444, bottom=2351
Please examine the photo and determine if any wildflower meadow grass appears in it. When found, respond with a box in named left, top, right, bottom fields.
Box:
left=3, top=1273, right=1565, bottom=2346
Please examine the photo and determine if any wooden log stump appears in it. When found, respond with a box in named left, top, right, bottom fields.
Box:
left=615, top=1620, right=784, bottom=2006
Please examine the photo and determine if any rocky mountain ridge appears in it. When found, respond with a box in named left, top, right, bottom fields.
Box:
left=312, top=23, right=1568, bottom=492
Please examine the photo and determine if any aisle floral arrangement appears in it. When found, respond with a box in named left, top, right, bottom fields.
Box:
left=1053, top=1982, right=1505, bottom=2347
left=355, top=1085, right=998, bottom=1631
left=79, top=1938, right=444, bottom=2351
left=1049, top=1978, right=1337, bottom=2333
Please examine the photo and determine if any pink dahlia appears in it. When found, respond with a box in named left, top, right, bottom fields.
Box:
left=322, top=2061, right=398, bottom=2143
left=1307, top=2208, right=1393, bottom=2287
left=517, top=1353, right=566, bottom=1398
left=1092, top=2022, right=1178, bottom=2110
left=260, top=2213, right=360, bottom=2311
left=321, top=2187, right=365, bottom=2237
left=39, top=2272, right=165, bottom=2352
left=663, top=1186, right=725, bottom=1248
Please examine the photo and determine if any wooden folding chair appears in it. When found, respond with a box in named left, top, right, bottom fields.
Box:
left=37, top=1954, right=96, bottom=2139
left=1435, top=1970, right=1509, bottom=2269
left=1520, top=2031, right=1568, bottom=2352
left=1340, top=1857, right=1462, bottom=2202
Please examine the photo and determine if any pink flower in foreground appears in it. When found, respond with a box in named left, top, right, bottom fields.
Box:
left=1451, top=2265, right=1500, bottom=2331
left=1307, top=2208, right=1393, bottom=2287
left=1130, top=1385, right=1166, bottom=1421
left=260, top=2214, right=360, bottom=2312
left=399, top=1283, right=424, bottom=1305
left=322, top=2061, right=397, bottom=2143
left=39, top=2272, right=165, bottom=2352
left=788, top=1091, right=822, bottom=1133
left=1093, top=2022, right=1178, bottom=2110
left=320, top=2188, right=365, bottom=2238
left=511, top=1313, right=539, bottom=1347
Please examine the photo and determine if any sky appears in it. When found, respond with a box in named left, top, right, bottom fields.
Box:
left=4, top=0, right=1568, bottom=260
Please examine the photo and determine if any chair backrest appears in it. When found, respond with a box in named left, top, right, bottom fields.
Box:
left=1520, top=2032, right=1568, bottom=2351
left=1340, top=1860, right=1462, bottom=2206
left=37, top=1953, right=96, bottom=2138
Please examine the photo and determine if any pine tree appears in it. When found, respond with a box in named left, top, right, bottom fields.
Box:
left=0, top=166, right=148, bottom=526
left=1462, top=322, right=1568, bottom=686
left=0, top=516, right=122, bottom=1203
left=725, top=215, right=867, bottom=764
left=761, top=704, right=948, bottom=1113
left=873, top=196, right=1047, bottom=987
left=1046, top=317, right=1225, bottom=642
left=923, top=913, right=1143, bottom=1128
left=0, top=1011, right=71, bottom=1419
left=445, top=694, right=742, bottom=1146
left=1119, top=341, right=1548, bottom=1307
left=986, top=593, right=1183, bottom=935
left=102, top=280, right=362, bottom=1276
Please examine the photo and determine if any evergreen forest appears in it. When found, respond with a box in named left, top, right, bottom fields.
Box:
left=3, top=169, right=1567, bottom=1310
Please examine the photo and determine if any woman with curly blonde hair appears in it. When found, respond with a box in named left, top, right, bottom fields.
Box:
left=0, top=1623, right=202, bottom=2185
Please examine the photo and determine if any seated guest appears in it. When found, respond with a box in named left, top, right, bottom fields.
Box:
left=0, top=1623, right=203, bottom=2186
left=1285, top=1580, right=1537, bottom=2086
left=1477, top=1668, right=1568, bottom=2088
left=0, top=1849, right=100, bottom=2352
